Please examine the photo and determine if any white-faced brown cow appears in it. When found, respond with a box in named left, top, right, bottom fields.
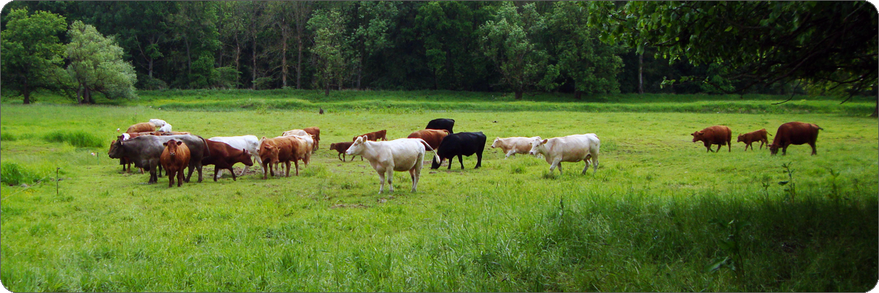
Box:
left=691, top=125, right=732, bottom=153
left=529, top=134, right=600, bottom=175
left=345, top=136, right=438, bottom=193
left=491, top=136, right=540, bottom=158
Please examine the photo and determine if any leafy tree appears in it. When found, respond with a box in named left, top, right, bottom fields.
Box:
left=167, top=1, right=220, bottom=89
left=589, top=1, right=878, bottom=114
left=308, top=7, right=351, bottom=96
left=478, top=2, right=551, bottom=100
left=348, top=1, right=398, bottom=89
left=66, top=20, right=138, bottom=103
left=1, top=8, right=67, bottom=104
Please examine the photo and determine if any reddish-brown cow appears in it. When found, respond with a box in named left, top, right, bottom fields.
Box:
left=691, top=125, right=732, bottom=152
left=770, top=122, right=823, bottom=156
left=160, top=139, right=191, bottom=187
left=303, top=127, right=321, bottom=152
left=258, top=136, right=304, bottom=178
left=329, top=141, right=362, bottom=162
left=737, top=129, right=771, bottom=151
left=407, top=129, right=449, bottom=150
left=202, top=140, right=254, bottom=181
left=126, top=122, right=155, bottom=133
left=353, top=129, right=387, bottom=142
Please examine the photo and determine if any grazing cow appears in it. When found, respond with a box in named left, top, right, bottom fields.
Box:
left=529, top=134, right=600, bottom=175
left=345, top=136, right=439, bottom=193
left=126, top=122, right=155, bottom=133
left=160, top=139, right=191, bottom=187
left=770, top=122, right=823, bottom=156
left=208, top=135, right=262, bottom=175
left=426, top=118, right=455, bottom=134
left=491, top=136, right=540, bottom=158
left=258, top=136, right=304, bottom=178
left=737, top=129, right=771, bottom=151
left=303, top=127, right=321, bottom=151
left=281, top=129, right=308, bottom=137
left=329, top=141, right=361, bottom=162
left=432, top=132, right=486, bottom=170
left=407, top=129, right=449, bottom=150
left=691, top=125, right=732, bottom=152
left=108, top=134, right=209, bottom=184
left=110, top=139, right=139, bottom=174
left=353, top=129, right=387, bottom=142
left=149, top=119, right=168, bottom=128
left=202, top=139, right=254, bottom=181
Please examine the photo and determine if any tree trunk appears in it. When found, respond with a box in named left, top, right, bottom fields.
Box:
left=638, top=53, right=644, bottom=94
left=281, top=32, right=288, bottom=88
left=252, top=34, right=257, bottom=90
left=574, top=89, right=582, bottom=100
left=515, top=90, right=523, bottom=100
left=76, top=87, right=83, bottom=104
left=873, top=98, right=878, bottom=118
left=22, top=79, right=31, bottom=104
left=296, top=36, right=302, bottom=89
left=325, top=83, right=330, bottom=96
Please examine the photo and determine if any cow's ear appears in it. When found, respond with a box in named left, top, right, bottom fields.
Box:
left=541, top=139, right=548, bottom=145
left=162, top=142, right=168, bottom=146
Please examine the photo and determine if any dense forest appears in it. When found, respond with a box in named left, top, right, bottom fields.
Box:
left=1, top=1, right=876, bottom=103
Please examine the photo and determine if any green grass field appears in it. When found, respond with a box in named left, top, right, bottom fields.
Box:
left=1, top=92, right=877, bottom=291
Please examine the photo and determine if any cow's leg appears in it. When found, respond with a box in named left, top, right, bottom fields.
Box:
left=782, top=145, right=788, bottom=155
left=475, top=152, right=483, bottom=169
left=177, top=169, right=185, bottom=187
left=457, top=155, right=465, bottom=169
left=549, top=159, right=562, bottom=174
left=230, top=168, right=237, bottom=181
left=376, top=171, right=386, bottom=194
left=809, top=142, right=817, bottom=156
left=409, top=168, right=418, bottom=192
left=168, top=169, right=174, bottom=187
left=727, top=141, right=731, bottom=152
left=293, top=160, right=300, bottom=176
left=196, top=163, right=203, bottom=183
left=213, top=167, right=220, bottom=182
left=386, top=168, right=394, bottom=192
left=505, top=149, right=516, bottom=159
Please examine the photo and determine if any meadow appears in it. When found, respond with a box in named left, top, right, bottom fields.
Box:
left=0, top=91, right=877, bottom=291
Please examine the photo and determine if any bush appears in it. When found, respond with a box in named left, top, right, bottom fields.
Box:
left=43, top=130, right=103, bottom=148
left=1, top=132, right=16, bottom=141
left=0, top=162, right=43, bottom=186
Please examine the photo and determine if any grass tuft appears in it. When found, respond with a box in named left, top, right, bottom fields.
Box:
left=43, top=130, right=103, bottom=148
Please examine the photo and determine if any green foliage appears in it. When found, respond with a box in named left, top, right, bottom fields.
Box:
left=66, top=20, right=138, bottom=102
left=42, top=130, right=103, bottom=148
left=0, top=8, right=68, bottom=104
left=308, top=7, right=351, bottom=95
left=0, top=162, right=44, bottom=186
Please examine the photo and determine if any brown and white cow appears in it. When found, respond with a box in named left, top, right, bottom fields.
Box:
left=281, top=129, right=308, bottom=137
left=353, top=129, right=387, bottom=142
left=529, top=134, right=600, bottom=175
left=126, top=122, right=156, bottom=134
left=203, top=139, right=254, bottom=181
left=737, top=129, right=771, bottom=151
left=258, top=136, right=305, bottom=178
left=691, top=125, right=732, bottom=152
left=160, top=139, right=191, bottom=187
left=329, top=141, right=361, bottom=162
left=770, top=122, right=823, bottom=156
left=491, top=136, right=540, bottom=158
left=345, top=136, right=439, bottom=193
left=407, top=129, right=449, bottom=150
left=303, top=127, right=321, bottom=152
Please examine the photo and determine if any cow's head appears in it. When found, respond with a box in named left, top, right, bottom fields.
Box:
left=162, top=139, right=183, bottom=156
left=259, top=138, right=280, bottom=163
left=691, top=131, right=704, bottom=142
left=108, top=139, right=122, bottom=158
left=769, top=144, right=779, bottom=155
left=239, top=150, right=254, bottom=166
left=490, top=137, right=500, bottom=148
left=346, top=136, right=366, bottom=155
left=528, top=137, right=547, bottom=156
left=736, top=134, right=745, bottom=142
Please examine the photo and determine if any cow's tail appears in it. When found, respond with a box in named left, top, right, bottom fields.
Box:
left=814, top=124, right=824, bottom=131
left=416, top=138, right=441, bottom=162
left=196, top=135, right=210, bottom=157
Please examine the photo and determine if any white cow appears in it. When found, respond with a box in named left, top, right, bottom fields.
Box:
left=149, top=119, right=168, bottom=127
left=281, top=129, right=308, bottom=137
left=529, top=134, right=600, bottom=175
left=345, top=136, right=439, bottom=193
left=491, top=136, right=540, bottom=158
left=158, top=123, right=173, bottom=133
left=208, top=135, right=262, bottom=176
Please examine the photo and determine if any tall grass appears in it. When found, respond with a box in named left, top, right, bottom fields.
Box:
left=43, top=130, right=104, bottom=148
left=0, top=98, right=876, bottom=291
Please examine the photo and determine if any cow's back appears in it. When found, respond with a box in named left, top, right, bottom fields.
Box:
left=546, top=134, right=597, bottom=162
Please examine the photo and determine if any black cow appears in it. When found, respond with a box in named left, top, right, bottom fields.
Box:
left=426, top=118, right=455, bottom=134
left=108, top=134, right=210, bottom=184
left=431, top=131, right=486, bottom=170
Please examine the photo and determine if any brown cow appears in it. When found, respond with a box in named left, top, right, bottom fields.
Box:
left=160, top=139, right=191, bottom=187
left=353, top=129, right=387, bottom=142
left=258, top=136, right=304, bottom=178
left=303, top=127, right=320, bottom=152
left=691, top=125, right=732, bottom=152
left=126, top=122, right=155, bottom=134
left=202, top=140, right=254, bottom=181
left=329, top=141, right=362, bottom=162
left=407, top=129, right=449, bottom=150
left=737, top=129, right=771, bottom=151
left=770, top=122, right=823, bottom=156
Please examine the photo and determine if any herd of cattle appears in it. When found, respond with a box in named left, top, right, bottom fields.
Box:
left=107, top=118, right=822, bottom=192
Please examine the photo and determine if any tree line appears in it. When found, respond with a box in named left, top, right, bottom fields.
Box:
left=1, top=1, right=875, bottom=105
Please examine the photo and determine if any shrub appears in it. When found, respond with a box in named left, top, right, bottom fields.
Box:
left=1, top=132, right=16, bottom=141
left=42, top=130, right=102, bottom=148
left=0, top=162, right=43, bottom=186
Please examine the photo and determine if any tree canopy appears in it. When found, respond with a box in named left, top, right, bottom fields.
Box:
left=0, top=8, right=67, bottom=104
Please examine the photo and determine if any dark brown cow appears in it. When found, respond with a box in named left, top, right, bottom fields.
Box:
left=691, top=125, right=732, bottom=152
left=258, top=136, right=304, bottom=178
left=160, top=139, right=191, bottom=187
left=353, top=129, right=387, bottom=142
left=770, top=122, right=823, bottom=156
left=303, top=127, right=321, bottom=152
left=407, top=129, right=449, bottom=150
left=202, top=140, right=254, bottom=181
left=126, top=122, right=155, bottom=134
left=329, top=141, right=361, bottom=162
left=737, top=129, right=771, bottom=151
